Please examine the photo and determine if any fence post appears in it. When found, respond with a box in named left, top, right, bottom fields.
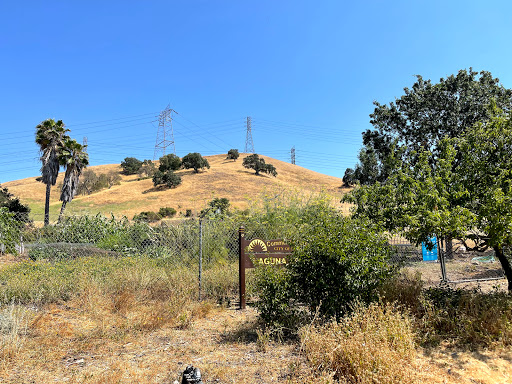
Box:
left=438, top=238, right=447, bottom=282
left=199, top=218, right=203, bottom=301
left=239, top=226, right=246, bottom=309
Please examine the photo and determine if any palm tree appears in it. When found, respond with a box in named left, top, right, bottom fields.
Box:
left=35, top=119, right=69, bottom=226
left=58, top=139, right=89, bottom=222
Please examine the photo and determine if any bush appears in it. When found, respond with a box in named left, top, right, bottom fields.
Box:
left=0, top=208, right=24, bottom=254
left=159, top=207, right=177, bottom=218
left=185, top=209, right=193, bottom=217
left=133, top=211, right=162, bottom=223
left=120, top=157, right=143, bottom=175
left=253, top=266, right=303, bottom=333
left=289, top=215, right=395, bottom=318
left=0, top=186, right=30, bottom=222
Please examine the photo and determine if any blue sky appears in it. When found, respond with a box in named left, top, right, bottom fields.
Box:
left=1, top=1, right=512, bottom=183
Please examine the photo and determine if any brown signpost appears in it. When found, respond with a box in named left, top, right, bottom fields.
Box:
left=238, top=227, right=292, bottom=309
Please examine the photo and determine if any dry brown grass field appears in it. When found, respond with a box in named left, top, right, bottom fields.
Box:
left=3, top=154, right=348, bottom=220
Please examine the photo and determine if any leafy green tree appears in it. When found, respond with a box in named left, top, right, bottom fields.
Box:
left=120, top=157, right=143, bottom=175
left=58, top=139, right=89, bottom=222
left=182, top=153, right=210, bottom=173
left=0, top=186, right=30, bottom=222
left=152, top=170, right=182, bottom=188
left=242, top=154, right=277, bottom=176
left=35, top=119, right=70, bottom=226
left=348, top=69, right=512, bottom=185
left=227, top=149, right=239, bottom=161
left=345, top=109, right=512, bottom=290
left=158, top=154, right=181, bottom=172
left=201, top=197, right=230, bottom=217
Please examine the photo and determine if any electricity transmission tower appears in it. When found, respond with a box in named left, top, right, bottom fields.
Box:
left=245, top=116, right=255, bottom=153
left=291, top=146, right=296, bottom=164
left=153, top=105, right=176, bottom=160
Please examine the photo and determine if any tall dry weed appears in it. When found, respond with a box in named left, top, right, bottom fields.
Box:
left=300, top=302, right=420, bottom=384
left=0, top=303, right=31, bottom=360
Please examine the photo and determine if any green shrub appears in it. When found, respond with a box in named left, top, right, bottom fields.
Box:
left=253, top=266, right=303, bottom=332
left=159, top=207, right=177, bottom=218
left=0, top=208, right=23, bottom=254
left=185, top=209, right=193, bottom=217
left=289, top=214, right=394, bottom=319
left=133, top=211, right=162, bottom=223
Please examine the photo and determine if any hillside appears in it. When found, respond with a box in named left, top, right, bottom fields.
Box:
left=4, top=154, right=346, bottom=220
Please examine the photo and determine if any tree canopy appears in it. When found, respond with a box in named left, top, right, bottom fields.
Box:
left=227, top=149, right=239, bottom=161
left=182, top=153, right=210, bottom=173
left=152, top=170, right=182, bottom=188
left=158, top=154, right=182, bottom=172
left=0, top=186, right=30, bottom=222
left=242, top=154, right=277, bottom=177
left=347, top=69, right=512, bottom=185
left=344, top=108, right=512, bottom=290
left=120, top=157, right=143, bottom=175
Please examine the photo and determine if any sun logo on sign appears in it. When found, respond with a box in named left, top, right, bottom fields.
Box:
left=247, top=239, right=267, bottom=253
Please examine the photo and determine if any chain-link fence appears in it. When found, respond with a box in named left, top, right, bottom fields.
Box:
left=0, top=210, right=508, bottom=293
left=386, top=233, right=507, bottom=286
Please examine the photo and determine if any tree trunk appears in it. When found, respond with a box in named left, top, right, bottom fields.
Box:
left=494, top=246, right=512, bottom=291
left=44, top=183, right=51, bottom=226
left=58, top=202, right=67, bottom=224
left=446, top=235, right=453, bottom=259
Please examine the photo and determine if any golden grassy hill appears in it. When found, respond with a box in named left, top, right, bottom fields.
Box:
left=4, top=154, right=346, bottom=220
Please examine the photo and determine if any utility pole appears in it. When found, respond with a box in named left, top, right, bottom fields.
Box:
left=291, top=146, right=296, bottom=164
left=153, top=105, right=176, bottom=160
left=245, top=116, right=255, bottom=153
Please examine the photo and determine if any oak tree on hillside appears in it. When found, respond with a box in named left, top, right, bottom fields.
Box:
left=182, top=153, right=210, bottom=173
left=242, top=154, right=277, bottom=176
left=152, top=170, right=182, bottom=188
left=227, top=149, right=239, bottom=161
left=158, top=154, right=182, bottom=172
left=120, top=157, right=143, bottom=175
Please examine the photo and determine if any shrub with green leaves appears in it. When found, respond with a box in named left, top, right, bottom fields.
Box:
left=0, top=208, right=23, bottom=254
left=133, top=211, right=162, bottom=223
left=253, top=266, right=302, bottom=331
left=289, top=215, right=395, bottom=318
left=159, top=207, right=177, bottom=218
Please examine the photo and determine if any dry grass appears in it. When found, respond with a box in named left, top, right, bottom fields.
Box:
left=4, top=154, right=348, bottom=220
left=299, top=302, right=421, bottom=383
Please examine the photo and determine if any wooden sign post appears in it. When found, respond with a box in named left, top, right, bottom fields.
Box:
left=239, top=226, right=292, bottom=309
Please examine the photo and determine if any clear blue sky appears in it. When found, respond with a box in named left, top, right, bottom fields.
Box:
left=1, top=0, right=512, bottom=183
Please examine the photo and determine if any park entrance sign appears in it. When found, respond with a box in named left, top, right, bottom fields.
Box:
left=238, top=227, right=292, bottom=309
